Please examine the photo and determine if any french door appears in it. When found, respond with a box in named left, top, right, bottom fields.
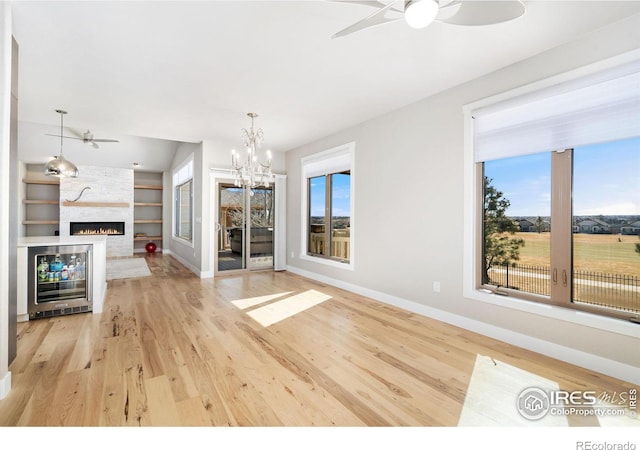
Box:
left=215, top=180, right=274, bottom=274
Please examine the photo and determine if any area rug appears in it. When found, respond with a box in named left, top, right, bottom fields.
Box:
left=457, top=354, right=567, bottom=426
left=106, top=257, right=151, bottom=280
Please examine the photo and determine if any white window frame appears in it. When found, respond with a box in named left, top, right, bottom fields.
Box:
left=172, top=154, right=194, bottom=247
left=300, top=142, right=355, bottom=271
left=463, top=50, right=640, bottom=338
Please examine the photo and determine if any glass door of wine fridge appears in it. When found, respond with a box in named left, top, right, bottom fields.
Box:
left=28, top=244, right=93, bottom=319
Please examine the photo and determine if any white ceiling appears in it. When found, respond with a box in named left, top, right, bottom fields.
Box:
left=11, top=1, right=640, bottom=164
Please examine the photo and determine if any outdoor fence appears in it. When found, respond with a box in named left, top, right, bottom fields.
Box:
left=487, top=263, right=640, bottom=313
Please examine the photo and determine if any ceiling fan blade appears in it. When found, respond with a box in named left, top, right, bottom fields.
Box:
left=332, top=0, right=404, bottom=38
left=327, top=0, right=404, bottom=14
left=437, top=0, right=525, bottom=26
left=91, top=139, right=119, bottom=143
left=91, top=142, right=99, bottom=149
left=45, top=133, right=84, bottom=140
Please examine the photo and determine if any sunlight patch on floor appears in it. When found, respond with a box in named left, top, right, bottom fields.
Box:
left=247, top=289, right=332, bottom=327
left=458, top=354, right=567, bottom=426
left=231, top=292, right=293, bottom=310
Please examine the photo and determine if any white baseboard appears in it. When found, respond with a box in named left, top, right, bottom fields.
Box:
left=286, top=265, right=639, bottom=385
left=161, top=250, right=202, bottom=277
left=0, top=371, right=11, bottom=400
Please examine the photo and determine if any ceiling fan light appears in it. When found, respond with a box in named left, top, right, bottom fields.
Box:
left=405, top=0, right=439, bottom=29
left=44, top=155, right=79, bottom=178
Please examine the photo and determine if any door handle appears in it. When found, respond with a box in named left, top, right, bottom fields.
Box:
left=552, top=268, right=558, bottom=285
left=562, top=269, right=568, bottom=287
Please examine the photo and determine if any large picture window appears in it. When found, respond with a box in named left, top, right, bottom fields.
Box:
left=481, top=139, right=639, bottom=320
left=301, top=143, right=354, bottom=268
left=468, top=55, right=640, bottom=321
left=173, top=155, right=194, bottom=243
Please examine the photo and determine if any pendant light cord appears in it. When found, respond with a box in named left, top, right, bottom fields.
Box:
left=60, top=111, right=64, bottom=157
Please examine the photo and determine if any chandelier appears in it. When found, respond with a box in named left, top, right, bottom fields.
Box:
left=231, top=113, right=273, bottom=191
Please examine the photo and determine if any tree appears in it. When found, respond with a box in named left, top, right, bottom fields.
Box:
left=636, top=235, right=640, bottom=255
left=534, top=216, right=545, bottom=233
left=483, top=176, right=525, bottom=284
left=223, top=188, right=273, bottom=228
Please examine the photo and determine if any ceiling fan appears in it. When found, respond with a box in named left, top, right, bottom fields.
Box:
left=45, top=114, right=119, bottom=149
left=331, top=0, right=526, bottom=39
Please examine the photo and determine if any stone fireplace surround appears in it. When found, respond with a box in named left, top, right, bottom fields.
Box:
left=59, top=166, right=134, bottom=257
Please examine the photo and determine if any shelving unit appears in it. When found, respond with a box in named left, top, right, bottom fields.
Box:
left=133, top=172, right=163, bottom=252
left=22, top=173, right=60, bottom=236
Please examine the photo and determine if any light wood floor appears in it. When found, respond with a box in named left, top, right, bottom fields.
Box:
left=0, top=254, right=636, bottom=426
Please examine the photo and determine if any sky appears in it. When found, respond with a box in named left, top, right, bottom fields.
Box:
left=310, top=173, right=351, bottom=218
left=484, top=137, right=640, bottom=217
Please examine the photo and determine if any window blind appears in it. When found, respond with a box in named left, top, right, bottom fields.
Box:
left=473, top=57, right=640, bottom=162
left=302, top=150, right=351, bottom=179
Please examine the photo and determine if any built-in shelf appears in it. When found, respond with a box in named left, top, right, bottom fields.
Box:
left=134, top=202, right=162, bottom=207
left=62, top=201, right=130, bottom=208
left=23, top=178, right=60, bottom=185
left=134, top=174, right=163, bottom=252
left=23, top=171, right=61, bottom=236
left=134, top=184, right=162, bottom=190
left=23, top=220, right=59, bottom=225
left=23, top=199, right=58, bottom=205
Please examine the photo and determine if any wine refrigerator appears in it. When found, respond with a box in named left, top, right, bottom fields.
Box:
left=27, top=244, right=93, bottom=319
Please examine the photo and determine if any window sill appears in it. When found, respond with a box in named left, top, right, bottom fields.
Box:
left=300, top=253, right=354, bottom=271
left=464, top=287, right=640, bottom=338
left=172, top=236, right=194, bottom=248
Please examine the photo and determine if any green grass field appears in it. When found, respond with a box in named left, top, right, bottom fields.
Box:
left=514, top=232, right=640, bottom=277
left=489, top=232, right=640, bottom=312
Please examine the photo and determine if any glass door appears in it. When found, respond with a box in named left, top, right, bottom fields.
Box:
left=216, top=181, right=275, bottom=274
left=217, top=183, right=247, bottom=272
left=249, top=186, right=274, bottom=270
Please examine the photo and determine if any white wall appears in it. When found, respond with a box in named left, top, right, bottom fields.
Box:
left=166, top=142, right=201, bottom=273
left=285, top=15, right=640, bottom=383
left=0, top=0, right=12, bottom=399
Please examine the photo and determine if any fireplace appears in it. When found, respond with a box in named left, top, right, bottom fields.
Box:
left=70, top=222, right=125, bottom=236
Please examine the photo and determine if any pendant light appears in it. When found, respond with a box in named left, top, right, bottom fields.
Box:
left=44, top=109, right=79, bottom=177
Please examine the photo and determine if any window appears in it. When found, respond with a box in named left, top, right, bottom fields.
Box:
left=307, top=171, right=351, bottom=261
left=301, top=143, right=354, bottom=267
left=175, top=179, right=192, bottom=241
left=480, top=140, right=640, bottom=320
left=173, top=155, right=193, bottom=243
left=467, top=54, right=640, bottom=321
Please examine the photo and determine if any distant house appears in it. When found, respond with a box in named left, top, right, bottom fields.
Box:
left=620, top=220, right=640, bottom=235
left=574, top=218, right=611, bottom=234
left=518, top=218, right=550, bottom=232
left=518, top=219, right=535, bottom=232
